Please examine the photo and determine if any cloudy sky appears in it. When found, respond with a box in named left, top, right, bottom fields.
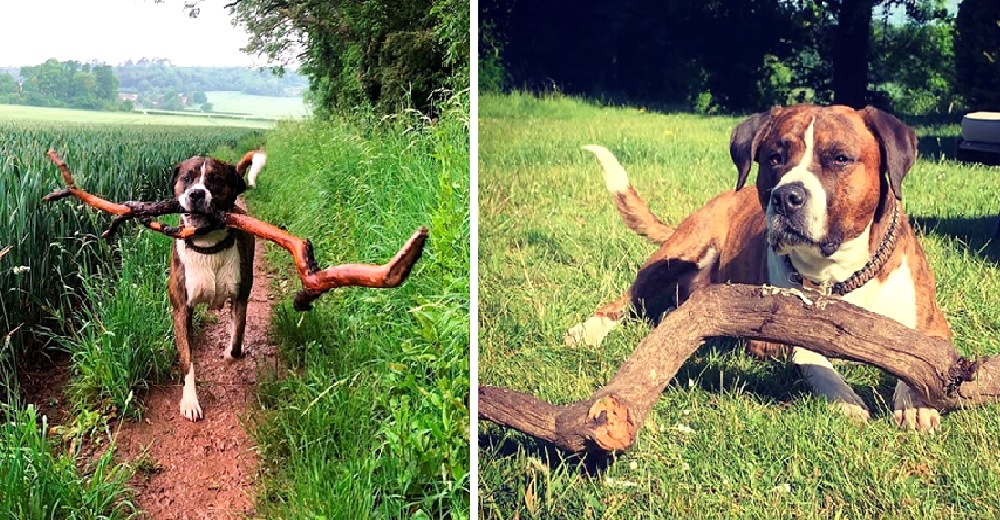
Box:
left=0, top=0, right=275, bottom=67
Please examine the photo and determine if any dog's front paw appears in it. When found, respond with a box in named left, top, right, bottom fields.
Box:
left=179, top=387, right=203, bottom=422
left=893, top=381, right=939, bottom=431
left=564, top=316, right=617, bottom=347
left=832, top=401, right=870, bottom=423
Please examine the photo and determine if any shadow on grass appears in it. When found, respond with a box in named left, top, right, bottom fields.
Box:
left=911, top=214, right=1000, bottom=262
left=478, top=429, right=614, bottom=475
left=918, top=134, right=959, bottom=161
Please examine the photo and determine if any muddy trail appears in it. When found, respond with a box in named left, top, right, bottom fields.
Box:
left=112, top=238, right=278, bottom=519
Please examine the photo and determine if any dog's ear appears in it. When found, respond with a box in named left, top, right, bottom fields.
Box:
left=169, top=164, right=181, bottom=189
left=228, top=163, right=247, bottom=195
left=859, top=106, right=917, bottom=200
left=730, top=110, right=773, bottom=191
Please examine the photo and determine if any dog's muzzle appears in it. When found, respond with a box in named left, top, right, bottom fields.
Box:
left=179, top=186, right=212, bottom=213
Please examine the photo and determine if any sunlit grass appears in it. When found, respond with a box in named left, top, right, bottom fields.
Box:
left=247, top=100, right=470, bottom=518
left=479, top=92, right=1000, bottom=519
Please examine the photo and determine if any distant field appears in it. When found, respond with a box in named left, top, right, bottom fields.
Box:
left=206, top=90, right=310, bottom=118
left=0, top=104, right=273, bottom=128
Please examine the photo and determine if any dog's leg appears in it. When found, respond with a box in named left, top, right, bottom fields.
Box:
left=226, top=299, right=248, bottom=360
left=892, top=380, right=940, bottom=431
left=791, top=347, right=869, bottom=422
left=174, top=304, right=203, bottom=421
left=564, top=294, right=627, bottom=347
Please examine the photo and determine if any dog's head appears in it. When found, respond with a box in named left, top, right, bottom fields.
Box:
left=171, top=156, right=247, bottom=215
left=730, top=104, right=916, bottom=257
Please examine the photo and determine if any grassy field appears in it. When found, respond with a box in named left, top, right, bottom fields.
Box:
left=0, top=103, right=276, bottom=128
left=478, top=92, right=1000, bottom=518
left=246, top=100, right=469, bottom=517
left=206, top=90, right=310, bottom=118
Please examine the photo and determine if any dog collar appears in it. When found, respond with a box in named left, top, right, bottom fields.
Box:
left=784, top=199, right=899, bottom=296
left=185, top=230, right=236, bottom=255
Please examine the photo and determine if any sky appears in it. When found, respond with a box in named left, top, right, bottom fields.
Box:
left=0, top=0, right=277, bottom=68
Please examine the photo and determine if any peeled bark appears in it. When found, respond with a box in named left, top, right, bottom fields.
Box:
left=44, top=149, right=427, bottom=311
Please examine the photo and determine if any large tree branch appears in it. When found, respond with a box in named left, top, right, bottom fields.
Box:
left=43, top=150, right=427, bottom=311
left=480, top=284, right=994, bottom=453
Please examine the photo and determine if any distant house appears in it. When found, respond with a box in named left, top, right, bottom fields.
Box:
left=119, top=92, right=138, bottom=102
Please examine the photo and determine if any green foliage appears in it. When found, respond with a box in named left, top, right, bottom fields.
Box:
left=234, top=0, right=469, bottom=116
left=955, top=0, right=1000, bottom=110
left=478, top=21, right=509, bottom=92
left=54, top=231, right=176, bottom=419
left=0, top=405, right=136, bottom=519
left=483, top=0, right=962, bottom=113
left=16, top=59, right=127, bottom=112
left=871, top=4, right=958, bottom=114
left=115, top=62, right=307, bottom=99
left=479, top=93, right=1000, bottom=518
left=249, top=98, right=469, bottom=517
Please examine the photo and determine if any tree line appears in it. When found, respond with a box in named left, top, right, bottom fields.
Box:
left=0, top=59, right=127, bottom=111
left=114, top=61, right=307, bottom=99
left=481, top=0, right=999, bottom=114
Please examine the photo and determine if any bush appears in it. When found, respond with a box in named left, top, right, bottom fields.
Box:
left=955, top=0, right=1000, bottom=110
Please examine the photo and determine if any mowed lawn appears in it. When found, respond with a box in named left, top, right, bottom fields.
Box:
left=478, top=93, right=1000, bottom=518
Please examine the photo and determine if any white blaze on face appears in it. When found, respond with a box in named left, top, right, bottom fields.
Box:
left=178, top=161, right=213, bottom=212
left=772, top=117, right=827, bottom=242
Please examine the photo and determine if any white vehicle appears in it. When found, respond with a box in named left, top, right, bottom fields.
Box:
left=956, top=112, right=1000, bottom=165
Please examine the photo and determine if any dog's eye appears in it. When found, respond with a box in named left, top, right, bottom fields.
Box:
left=767, top=153, right=783, bottom=167
left=833, top=154, right=852, bottom=165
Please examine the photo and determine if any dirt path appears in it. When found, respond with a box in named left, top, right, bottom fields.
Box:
left=114, top=238, right=277, bottom=520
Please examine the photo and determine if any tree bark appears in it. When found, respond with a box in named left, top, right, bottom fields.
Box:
left=832, top=0, right=875, bottom=108
left=480, top=284, right=995, bottom=454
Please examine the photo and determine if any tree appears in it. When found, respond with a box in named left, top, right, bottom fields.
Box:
left=0, top=72, right=20, bottom=103
left=955, top=0, right=1000, bottom=110
left=192, top=90, right=207, bottom=104
left=229, top=0, right=467, bottom=115
left=93, top=65, right=119, bottom=102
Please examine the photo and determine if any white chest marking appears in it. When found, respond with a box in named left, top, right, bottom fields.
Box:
left=770, top=118, right=828, bottom=241
left=176, top=235, right=241, bottom=309
left=841, top=256, right=917, bottom=328
left=767, top=249, right=917, bottom=328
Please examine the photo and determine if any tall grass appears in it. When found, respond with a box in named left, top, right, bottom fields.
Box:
left=247, top=100, right=469, bottom=517
left=479, top=93, right=1000, bottom=518
left=0, top=405, right=136, bottom=519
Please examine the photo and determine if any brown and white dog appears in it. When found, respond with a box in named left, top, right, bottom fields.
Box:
left=567, top=104, right=951, bottom=430
left=169, top=154, right=255, bottom=422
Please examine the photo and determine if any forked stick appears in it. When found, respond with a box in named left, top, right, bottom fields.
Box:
left=480, top=284, right=999, bottom=453
left=43, top=149, right=428, bottom=311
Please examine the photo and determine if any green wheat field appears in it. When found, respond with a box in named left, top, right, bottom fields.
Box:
left=478, top=93, right=1000, bottom=519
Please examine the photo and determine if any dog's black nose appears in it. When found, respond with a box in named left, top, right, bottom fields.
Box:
left=770, top=183, right=807, bottom=216
left=188, top=189, right=206, bottom=203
